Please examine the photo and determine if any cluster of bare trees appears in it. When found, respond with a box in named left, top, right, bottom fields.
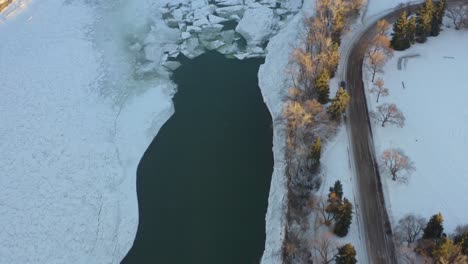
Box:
left=447, top=4, right=468, bottom=30
left=368, top=78, right=406, bottom=129
left=294, top=0, right=362, bottom=98
left=282, top=0, right=364, bottom=263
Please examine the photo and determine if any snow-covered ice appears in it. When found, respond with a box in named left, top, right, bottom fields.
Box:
left=364, top=28, right=468, bottom=233
left=0, top=0, right=175, bottom=263
left=236, top=6, right=277, bottom=47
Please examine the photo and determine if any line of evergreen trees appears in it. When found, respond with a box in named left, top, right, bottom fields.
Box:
left=391, top=0, right=446, bottom=51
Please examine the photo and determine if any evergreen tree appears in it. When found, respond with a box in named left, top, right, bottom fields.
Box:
left=315, top=70, right=330, bottom=104
left=437, top=0, right=446, bottom=25
left=431, top=10, right=441, bottom=36
left=423, top=213, right=444, bottom=239
left=326, top=180, right=344, bottom=220
left=336, top=244, right=357, bottom=264
left=407, top=16, right=417, bottom=44
left=431, top=0, right=446, bottom=36
left=329, top=180, right=344, bottom=200
left=328, top=87, right=350, bottom=120
left=311, top=137, right=322, bottom=163
left=415, top=0, right=434, bottom=43
left=391, top=11, right=411, bottom=50
left=326, top=191, right=342, bottom=224
left=334, top=198, right=353, bottom=237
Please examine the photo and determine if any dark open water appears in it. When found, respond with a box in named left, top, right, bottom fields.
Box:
left=122, top=52, right=273, bottom=264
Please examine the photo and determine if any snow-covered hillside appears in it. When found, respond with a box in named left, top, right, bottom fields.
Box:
left=364, top=28, right=468, bottom=233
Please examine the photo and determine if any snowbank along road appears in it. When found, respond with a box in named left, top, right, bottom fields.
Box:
left=343, top=0, right=468, bottom=263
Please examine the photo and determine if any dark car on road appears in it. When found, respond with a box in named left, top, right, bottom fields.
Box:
left=340, top=81, right=346, bottom=89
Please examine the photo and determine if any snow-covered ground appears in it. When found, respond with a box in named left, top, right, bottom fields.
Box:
left=364, top=28, right=468, bottom=233
left=319, top=127, right=369, bottom=263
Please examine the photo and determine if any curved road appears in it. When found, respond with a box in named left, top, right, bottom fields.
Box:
left=343, top=1, right=468, bottom=262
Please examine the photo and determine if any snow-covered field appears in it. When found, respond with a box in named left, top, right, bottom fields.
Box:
left=364, top=28, right=468, bottom=233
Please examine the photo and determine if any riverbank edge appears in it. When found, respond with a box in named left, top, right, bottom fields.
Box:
left=258, top=8, right=310, bottom=264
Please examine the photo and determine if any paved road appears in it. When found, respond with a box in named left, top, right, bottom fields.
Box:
left=343, top=1, right=468, bottom=263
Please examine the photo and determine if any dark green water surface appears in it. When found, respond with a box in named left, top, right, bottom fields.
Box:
left=122, top=52, right=273, bottom=264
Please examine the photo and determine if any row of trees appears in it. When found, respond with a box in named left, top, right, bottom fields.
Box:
left=283, top=0, right=363, bottom=262
left=391, top=0, right=446, bottom=50
left=395, top=213, right=468, bottom=263
left=366, top=20, right=393, bottom=82
left=363, top=23, right=415, bottom=184
left=294, top=0, right=359, bottom=108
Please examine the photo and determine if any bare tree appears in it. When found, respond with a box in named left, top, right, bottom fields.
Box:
left=292, top=48, right=316, bottom=95
left=380, top=149, right=415, bottom=182
left=283, top=100, right=314, bottom=148
left=366, top=50, right=387, bottom=82
left=376, top=19, right=391, bottom=36
left=454, top=224, right=468, bottom=236
left=447, top=4, right=468, bottom=30
left=317, top=193, right=341, bottom=226
left=395, top=214, right=427, bottom=245
left=369, top=78, right=389, bottom=103
left=365, top=20, right=393, bottom=82
left=370, top=103, right=405, bottom=127
left=311, top=233, right=338, bottom=264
